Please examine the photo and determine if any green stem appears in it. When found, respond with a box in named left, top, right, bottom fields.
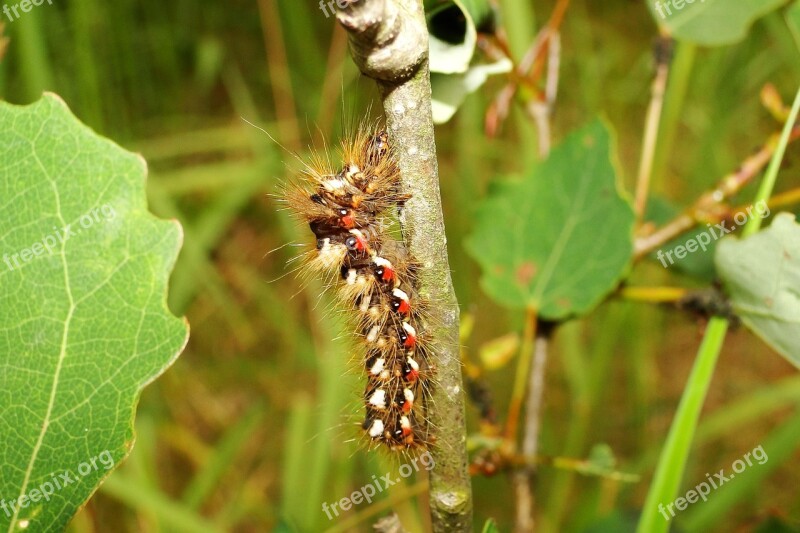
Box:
left=636, top=317, right=728, bottom=533
left=636, top=84, right=800, bottom=533
left=744, top=85, right=800, bottom=237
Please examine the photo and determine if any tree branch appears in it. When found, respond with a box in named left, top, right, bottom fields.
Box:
left=337, top=1, right=473, bottom=531
left=337, top=0, right=427, bottom=82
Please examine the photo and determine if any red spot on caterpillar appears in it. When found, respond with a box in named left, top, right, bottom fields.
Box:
left=404, top=357, right=420, bottom=383
left=400, top=416, right=412, bottom=436
left=401, top=323, right=417, bottom=349
left=373, top=257, right=396, bottom=283
left=400, top=389, right=414, bottom=413
left=392, top=288, right=411, bottom=315
left=341, top=214, right=355, bottom=228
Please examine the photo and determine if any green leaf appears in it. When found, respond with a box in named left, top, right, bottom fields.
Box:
left=0, top=93, right=189, bottom=531
left=465, top=120, right=635, bottom=319
left=716, top=212, right=800, bottom=367
left=645, top=0, right=788, bottom=46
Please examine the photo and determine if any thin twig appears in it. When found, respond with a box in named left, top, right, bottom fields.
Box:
left=336, top=1, right=472, bottom=531
left=634, top=35, right=673, bottom=221
left=511, top=26, right=560, bottom=529
left=525, top=32, right=560, bottom=157
left=485, top=0, right=570, bottom=136
left=513, top=326, right=550, bottom=533
left=634, top=125, right=800, bottom=259
left=523, top=333, right=550, bottom=464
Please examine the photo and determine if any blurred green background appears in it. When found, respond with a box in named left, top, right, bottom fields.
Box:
left=2, top=0, right=799, bottom=531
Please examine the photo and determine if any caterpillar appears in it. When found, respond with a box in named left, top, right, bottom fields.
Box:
left=284, top=127, right=433, bottom=451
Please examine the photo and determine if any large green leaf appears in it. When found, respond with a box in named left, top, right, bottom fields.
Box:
left=0, top=94, right=188, bottom=531
left=716, top=212, right=800, bottom=366
left=645, top=0, right=788, bottom=46
left=465, top=120, right=635, bottom=319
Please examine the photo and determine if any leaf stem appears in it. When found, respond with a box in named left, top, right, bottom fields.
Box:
left=504, top=315, right=538, bottom=444
left=618, top=286, right=687, bottom=303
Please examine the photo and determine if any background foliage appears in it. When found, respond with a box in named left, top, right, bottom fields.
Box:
left=1, top=0, right=799, bottom=531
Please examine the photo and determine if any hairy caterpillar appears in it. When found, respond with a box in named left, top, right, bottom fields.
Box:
left=284, top=127, right=433, bottom=451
